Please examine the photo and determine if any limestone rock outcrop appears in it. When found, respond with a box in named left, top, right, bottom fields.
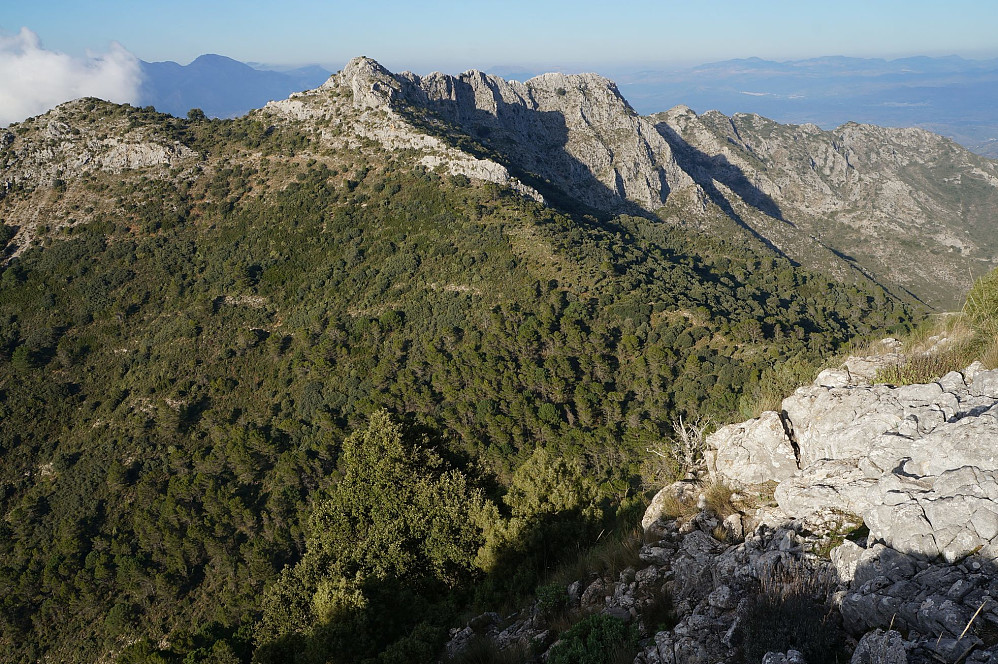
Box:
left=865, top=466, right=998, bottom=562
left=704, top=411, right=799, bottom=486
left=389, top=66, right=696, bottom=213
left=264, top=56, right=546, bottom=203
left=1, top=102, right=198, bottom=191
left=708, top=358, right=998, bottom=564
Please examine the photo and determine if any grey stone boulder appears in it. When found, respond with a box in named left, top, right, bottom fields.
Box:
left=926, top=636, right=985, bottom=663
left=604, top=605, right=632, bottom=622
left=722, top=513, right=745, bottom=541
left=964, top=361, right=987, bottom=383
left=971, top=369, right=998, bottom=399
left=906, top=403, right=998, bottom=476
left=774, top=459, right=877, bottom=524
left=781, top=384, right=906, bottom=466
left=815, top=368, right=852, bottom=388
left=762, top=650, right=807, bottom=664
left=864, top=466, right=998, bottom=563
left=839, top=546, right=996, bottom=653
left=705, top=411, right=799, bottom=486
left=938, top=370, right=967, bottom=392
left=850, top=629, right=908, bottom=664
left=580, top=579, right=607, bottom=607
left=781, top=379, right=967, bottom=468
left=842, top=343, right=902, bottom=384
left=707, top=585, right=738, bottom=611
left=830, top=540, right=866, bottom=585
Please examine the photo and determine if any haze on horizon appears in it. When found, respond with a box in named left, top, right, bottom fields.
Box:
left=5, top=0, right=998, bottom=71
left=2, top=0, right=997, bottom=127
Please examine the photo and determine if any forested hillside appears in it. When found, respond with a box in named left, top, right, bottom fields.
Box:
left=0, top=99, right=912, bottom=663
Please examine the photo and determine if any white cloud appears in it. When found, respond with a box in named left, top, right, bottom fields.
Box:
left=0, top=27, right=142, bottom=126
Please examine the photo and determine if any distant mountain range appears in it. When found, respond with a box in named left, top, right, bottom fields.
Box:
left=138, top=55, right=998, bottom=158
left=605, top=55, right=998, bottom=158
left=137, top=53, right=331, bottom=119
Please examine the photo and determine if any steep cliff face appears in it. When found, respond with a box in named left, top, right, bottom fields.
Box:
left=305, top=57, right=697, bottom=212
left=264, top=56, right=545, bottom=202
left=304, top=57, right=998, bottom=309
left=390, top=66, right=695, bottom=212
left=657, top=106, right=998, bottom=307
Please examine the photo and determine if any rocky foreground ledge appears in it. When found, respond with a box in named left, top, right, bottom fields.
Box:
left=689, top=349, right=998, bottom=663
left=707, top=351, right=998, bottom=564
left=446, top=350, right=998, bottom=663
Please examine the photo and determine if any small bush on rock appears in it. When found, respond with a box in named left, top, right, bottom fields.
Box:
left=535, top=581, right=569, bottom=619
left=546, top=614, right=637, bottom=664
left=875, top=348, right=965, bottom=386
left=966, top=269, right=998, bottom=339
left=704, top=482, right=737, bottom=519
left=641, top=585, right=676, bottom=633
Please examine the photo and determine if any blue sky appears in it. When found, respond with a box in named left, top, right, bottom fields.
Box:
left=4, top=0, right=998, bottom=73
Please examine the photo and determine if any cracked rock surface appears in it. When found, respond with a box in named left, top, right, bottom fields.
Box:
left=709, top=358, right=998, bottom=564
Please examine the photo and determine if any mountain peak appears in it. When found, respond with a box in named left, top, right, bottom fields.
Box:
left=341, top=55, right=390, bottom=76
left=138, top=54, right=331, bottom=118
left=189, top=53, right=240, bottom=65
left=332, top=56, right=399, bottom=107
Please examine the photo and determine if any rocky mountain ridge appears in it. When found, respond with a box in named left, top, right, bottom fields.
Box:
left=614, top=55, right=998, bottom=159
left=5, top=56, right=997, bottom=307
left=263, top=56, right=998, bottom=309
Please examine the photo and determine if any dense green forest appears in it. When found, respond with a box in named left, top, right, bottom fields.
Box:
left=0, top=105, right=912, bottom=662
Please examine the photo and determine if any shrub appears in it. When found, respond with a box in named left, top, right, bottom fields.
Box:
left=738, top=355, right=822, bottom=418
left=874, top=349, right=964, bottom=386
left=641, top=585, right=676, bottom=633
left=545, top=528, right=645, bottom=591
left=536, top=581, right=569, bottom=619
left=874, top=268, right=998, bottom=384
left=546, top=614, right=637, bottom=664
left=966, top=269, right=998, bottom=338
left=650, top=481, right=736, bottom=525
left=703, top=482, right=736, bottom=519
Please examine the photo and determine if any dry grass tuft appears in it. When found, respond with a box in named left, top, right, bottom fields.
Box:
left=739, top=560, right=846, bottom=664
left=872, top=269, right=998, bottom=385
left=704, top=482, right=737, bottom=519
left=545, top=527, right=644, bottom=590
left=875, top=348, right=967, bottom=386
